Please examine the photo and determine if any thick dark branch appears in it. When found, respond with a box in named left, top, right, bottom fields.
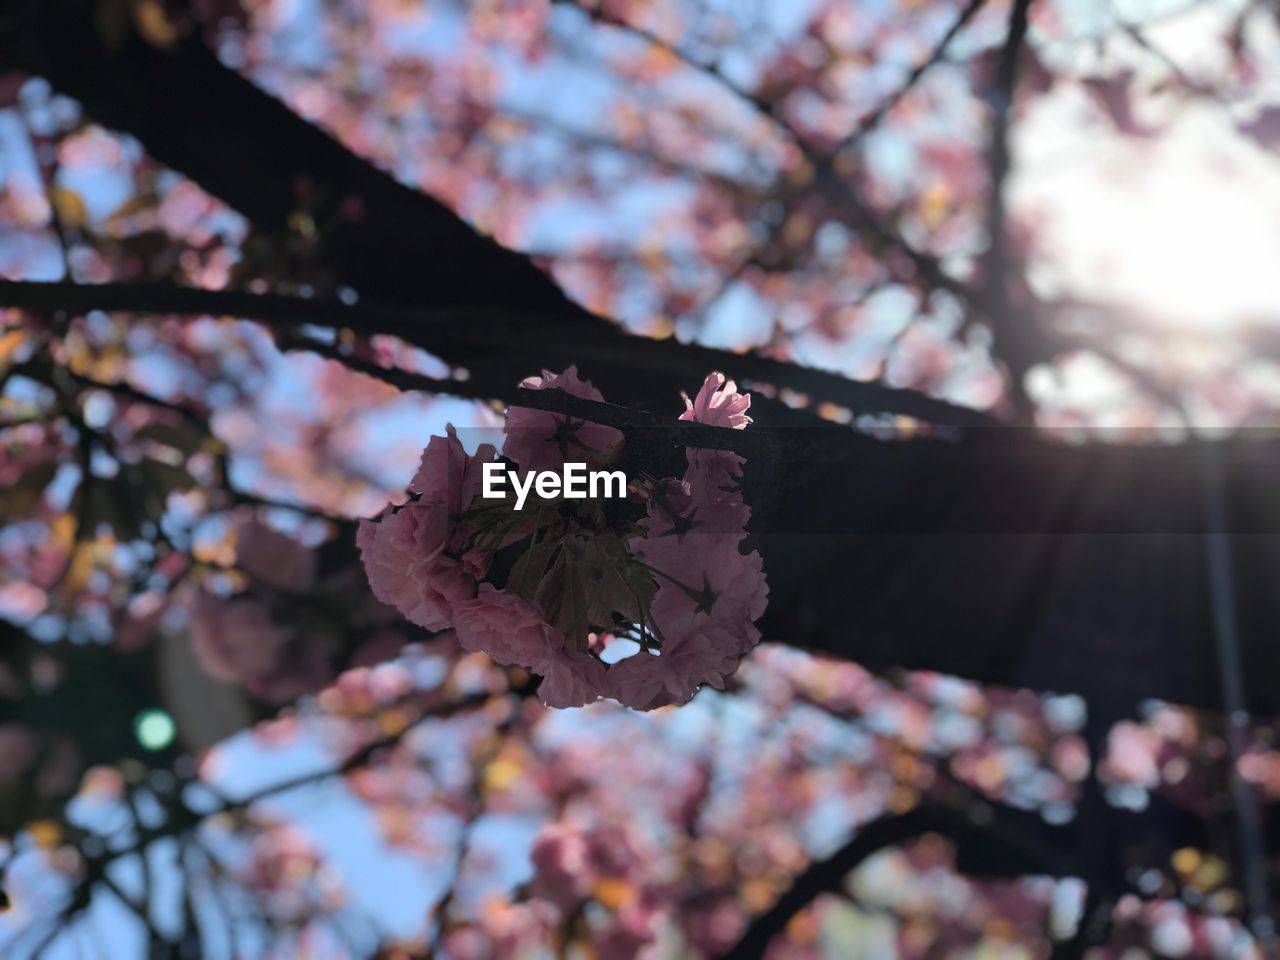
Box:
left=0, top=279, right=996, bottom=426
left=5, top=6, right=580, bottom=320
left=2, top=1, right=1024, bottom=412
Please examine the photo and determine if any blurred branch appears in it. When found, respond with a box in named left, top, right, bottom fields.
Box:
left=5, top=7, right=584, bottom=319
left=722, top=797, right=1064, bottom=960
left=1121, top=24, right=1222, bottom=101
left=57, top=360, right=348, bottom=523
left=493, top=103, right=753, bottom=191
left=44, top=365, right=97, bottom=592
left=425, top=706, right=522, bottom=955
left=980, top=0, right=1039, bottom=414
left=1200, top=446, right=1279, bottom=955
left=215, top=687, right=519, bottom=816
left=552, top=0, right=788, bottom=132
left=29, top=686, right=519, bottom=959
left=835, top=0, right=991, bottom=152
left=98, top=868, right=175, bottom=955
left=272, top=329, right=499, bottom=404
left=1050, top=889, right=1115, bottom=960
left=121, top=790, right=157, bottom=944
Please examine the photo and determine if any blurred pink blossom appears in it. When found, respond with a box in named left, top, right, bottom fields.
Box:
left=234, top=519, right=318, bottom=593
left=0, top=723, right=36, bottom=782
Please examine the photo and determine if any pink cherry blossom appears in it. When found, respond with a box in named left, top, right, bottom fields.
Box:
left=595, top=907, right=658, bottom=960
left=610, top=371, right=765, bottom=711
left=409, top=424, right=497, bottom=515
left=605, top=651, right=676, bottom=711
left=357, top=503, right=476, bottom=631
left=360, top=369, right=765, bottom=712
left=529, top=824, right=592, bottom=910
left=648, top=541, right=767, bottom=641
left=233, top=519, right=318, bottom=594
left=452, top=583, right=560, bottom=670
left=682, top=449, right=751, bottom=534
left=188, top=592, right=334, bottom=703
left=460, top=547, right=490, bottom=580
left=190, top=591, right=288, bottom=684
left=538, top=648, right=607, bottom=709
left=502, top=365, right=623, bottom=473
left=582, top=821, right=645, bottom=879
left=1240, top=106, right=1280, bottom=151
left=527, top=821, right=660, bottom=956
left=0, top=724, right=35, bottom=782
left=606, top=622, right=747, bottom=709
left=680, top=372, right=752, bottom=430
left=682, top=894, right=749, bottom=955
left=480, top=902, right=557, bottom=960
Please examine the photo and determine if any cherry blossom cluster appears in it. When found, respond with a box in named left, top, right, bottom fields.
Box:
left=528, top=822, right=662, bottom=958
left=358, top=367, right=767, bottom=710
left=190, top=519, right=405, bottom=703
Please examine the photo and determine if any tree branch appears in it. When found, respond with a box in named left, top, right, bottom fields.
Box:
left=0, top=279, right=997, bottom=426
left=835, top=0, right=991, bottom=152
left=980, top=0, right=1040, bottom=409
left=722, top=799, right=1061, bottom=960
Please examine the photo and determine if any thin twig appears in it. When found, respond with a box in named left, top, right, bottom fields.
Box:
left=835, top=0, right=992, bottom=152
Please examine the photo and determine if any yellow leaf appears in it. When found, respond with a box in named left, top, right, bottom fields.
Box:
left=51, top=187, right=88, bottom=230
left=376, top=707, right=413, bottom=737
left=483, top=757, right=523, bottom=792
left=65, top=542, right=97, bottom=593
left=648, top=315, right=674, bottom=339
left=0, top=329, right=26, bottom=362
left=105, top=194, right=153, bottom=224
left=742, top=877, right=776, bottom=911
left=1172, top=847, right=1201, bottom=875
left=133, top=0, right=177, bottom=48
left=1195, top=854, right=1229, bottom=889
left=50, top=512, right=76, bottom=551
left=644, top=46, right=678, bottom=74
left=785, top=909, right=819, bottom=944
left=918, top=180, right=951, bottom=228
left=26, top=820, right=62, bottom=849
left=591, top=877, right=634, bottom=910
left=787, top=159, right=815, bottom=187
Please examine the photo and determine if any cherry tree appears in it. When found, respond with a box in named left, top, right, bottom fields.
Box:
left=1, top=0, right=1279, bottom=956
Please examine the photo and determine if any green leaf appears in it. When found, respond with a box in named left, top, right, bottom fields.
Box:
left=507, top=540, right=557, bottom=605
left=535, top=539, right=593, bottom=648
